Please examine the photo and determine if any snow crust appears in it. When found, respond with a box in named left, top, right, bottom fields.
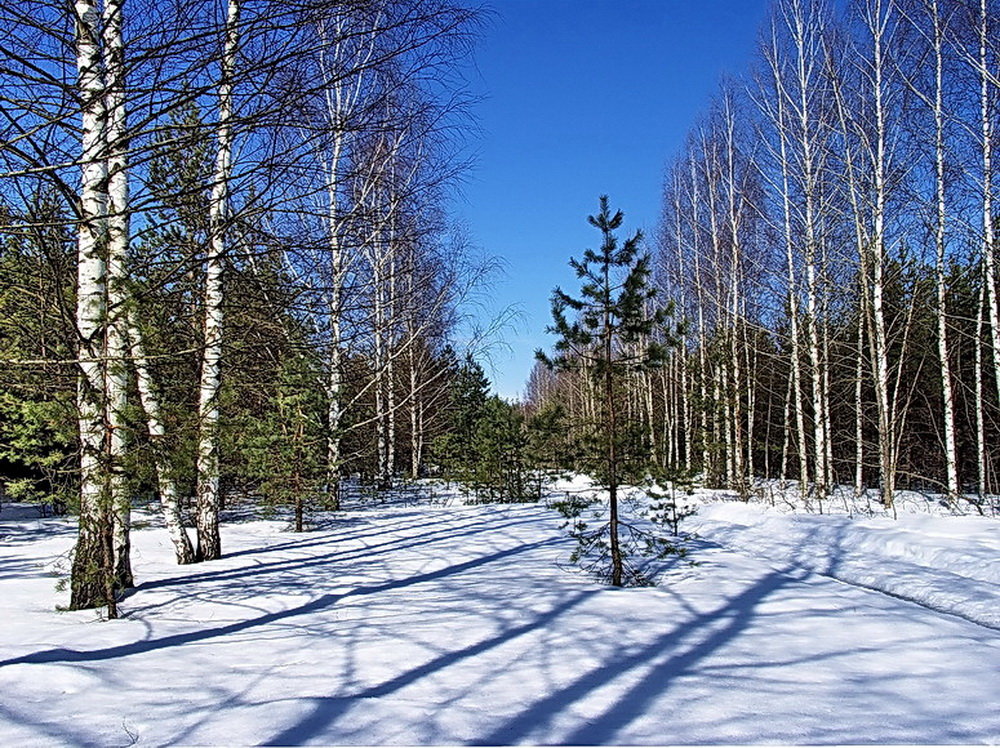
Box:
left=1, top=494, right=998, bottom=745
left=689, top=490, right=1000, bottom=630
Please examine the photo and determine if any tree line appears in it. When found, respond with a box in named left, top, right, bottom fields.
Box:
left=0, top=0, right=491, bottom=616
left=527, top=0, right=1000, bottom=516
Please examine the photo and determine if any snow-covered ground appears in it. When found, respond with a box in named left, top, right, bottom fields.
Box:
left=691, top=497, right=1000, bottom=630
left=1, top=489, right=998, bottom=745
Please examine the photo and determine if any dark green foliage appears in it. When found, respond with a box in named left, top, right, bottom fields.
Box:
left=431, top=357, right=539, bottom=501
left=431, top=354, right=490, bottom=484
left=241, top=352, right=327, bottom=531
left=539, top=196, right=684, bottom=586
left=550, top=479, right=693, bottom=588
left=467, top=396, right=532, bottom=501
left=525, top=400, right=573, bottom=492
left=0, top=194, right=78, bottom=513
left=643, top=465, right=698, bottom=540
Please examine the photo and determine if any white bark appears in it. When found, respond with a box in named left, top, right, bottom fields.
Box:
left=721, top=92, right=747, bottom=495
left=103, top=0, right=131, bottom=590
left=125, top=309, right=195, bottom=564
left=855, top=312, right=865, bottom=497
left=316, top=11, right=379, bottom=504
left=976, top=274, right=987, bottom=498
left=867, top=0, right=898, bottom=509
left=787, top=0, right=829, bottom=501
left=70, top=0, right=113, bottom=613
left=196, top=0, right=238, bottom=561
left=977, top=0, right=1000, bottom=409
left=929, top=0, right=959, bottom=499
left=767, top=18, right=810, bottom=492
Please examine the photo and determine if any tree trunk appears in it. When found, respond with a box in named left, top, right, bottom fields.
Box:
left=605, top=300, right=622, bottom=588
left=70, top=0, right=115, bottom=616
left=196, top=0, right=239, bottom=561
left=103, top=0, right=132, bottom=590
left=931, top=0, right=959, bottom=500
left=977, top=0, right=1000, bottom=410
left=126, top=309, right=195, bottom=564
left=868, top=0, right=896, bottom=509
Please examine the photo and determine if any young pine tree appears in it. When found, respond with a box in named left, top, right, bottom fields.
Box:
left=539, top=195, right=678, bottom=586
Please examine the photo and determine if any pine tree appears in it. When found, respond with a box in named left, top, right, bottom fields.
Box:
left=431, top=354, right=490, bottom=486
left=539, top=195, right=678, bottom=586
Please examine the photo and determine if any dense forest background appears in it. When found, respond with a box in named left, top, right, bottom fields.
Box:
left=2, top=0, right=1000, bottom=611
left=527, top=0, right=1000, bottom=515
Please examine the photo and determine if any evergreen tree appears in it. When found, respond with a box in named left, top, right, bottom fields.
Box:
left=539, top=195, right=678, bottom=586
left=243, top=351, right=326, bottom=532
left=0, top=196, right=77, bottom=514
left=431, top=354, right=490, bottom=484
left=469, top=396, right=531, bottom=501
left=526, top=400, right=573, bottom=494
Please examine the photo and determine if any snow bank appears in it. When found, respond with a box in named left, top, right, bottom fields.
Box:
left=692, top=498, right=1000, bottom=629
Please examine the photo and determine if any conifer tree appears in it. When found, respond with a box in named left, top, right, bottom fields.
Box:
left=539, top=196, right=677, bottom=586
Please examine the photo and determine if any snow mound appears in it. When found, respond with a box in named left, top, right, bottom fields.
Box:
left=693, top=500, right=1000, bottom=629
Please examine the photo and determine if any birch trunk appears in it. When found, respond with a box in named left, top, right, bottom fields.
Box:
left=386, top=251, right=397, bottom=482
left=317, top=13, right=376, bottom=505
left=125, top=309, right=196, bottom=563
left=70, top=0, right=115, bottom=615
left=722, top=93, right=746, bottom=495
left=778, top=81, right=809, bottom=493
left=977, top=0, right=1000, bottom=409
left=790, top=0, right=828, bottom=501
left=103, top=0, right=132, bottom=590
left=196, top=0, right=238, bottom=561
left=976, top=275, right=987, bottom=498
left=855, top=312, right=865, bottom=497
left=931, top=0, right=959, bottom=499
left=868, top=0, right=897, bottom=508
left=325, top=164, right=344, bottom=508
left=671, top=172, right=692, bottom=471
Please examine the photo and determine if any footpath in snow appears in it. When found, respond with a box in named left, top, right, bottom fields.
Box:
left=0, top=495, right=998, bottom=745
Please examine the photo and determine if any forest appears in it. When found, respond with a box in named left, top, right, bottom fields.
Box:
left=1, top=0, right=999, bottom=745
left=527, top=0, right=1000, bottom=516
left=1, top=0, right=999, bottom=610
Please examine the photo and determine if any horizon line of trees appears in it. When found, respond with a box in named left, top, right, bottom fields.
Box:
left=526, top=0, right=1000, bottom=516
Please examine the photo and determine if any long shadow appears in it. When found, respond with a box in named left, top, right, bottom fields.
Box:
left=563, top=570, right=800, bottom=744
left=0, top=701, right=96, bottom=746
left=0, top=540, right=554, bottom=668
left=0, top=522, right=77, bottom=545
left=476, top=568, right=797, bottom=745
left=261, top=589, right=599, bottom=746
left=134, top=512, right=542, bottom=594
left=218, top=508, right=451, bottom=561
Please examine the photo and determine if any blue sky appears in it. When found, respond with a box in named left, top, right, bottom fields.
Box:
left=454, top=0, right=770, bottom=399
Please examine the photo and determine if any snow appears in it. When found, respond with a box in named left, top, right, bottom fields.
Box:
left=691, top=498, right=1000, bottom=630
left=1, top=491, right=998, bottom=745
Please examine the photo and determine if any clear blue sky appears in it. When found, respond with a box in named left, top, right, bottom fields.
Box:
left=454, top=0, right=770, bottom=399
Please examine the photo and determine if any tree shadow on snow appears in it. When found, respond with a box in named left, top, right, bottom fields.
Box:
left=255, top=567, right=803, bottom=745
left=0, top=537, right=555, bottom=669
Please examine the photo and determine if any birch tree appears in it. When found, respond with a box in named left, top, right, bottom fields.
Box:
left=69, top=0, right=115, bottom=613
left=195, top=0, right=238, bottom=562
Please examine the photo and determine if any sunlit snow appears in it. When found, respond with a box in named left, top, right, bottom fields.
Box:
left=1, top=486, right=998, bottom=745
